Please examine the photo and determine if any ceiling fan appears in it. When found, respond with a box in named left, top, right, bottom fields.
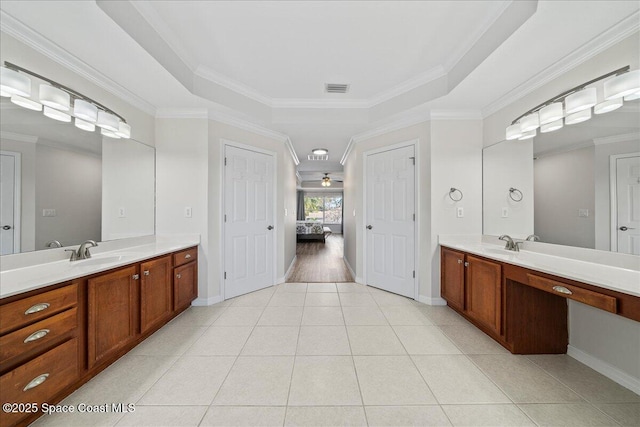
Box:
left=321, top=173, right=343, bottom=187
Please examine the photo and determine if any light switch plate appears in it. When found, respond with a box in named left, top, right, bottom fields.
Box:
left=42, top=209, right=56, bottom=217
left=501, top=207, right=509, bottom=218
left=456, top=207, right=464, bottom=218
left=578, top=209, right=589, bottom=218
left=185, top=207, right=192, bottom=218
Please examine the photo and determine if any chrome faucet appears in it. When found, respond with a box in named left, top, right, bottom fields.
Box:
left=66, top=240, right=98, bottom=261
left=45, top=240, right=62, bottom=248
left=526, top=234, right=540, bottom=242
left=498, top=235, right=520, bottom=252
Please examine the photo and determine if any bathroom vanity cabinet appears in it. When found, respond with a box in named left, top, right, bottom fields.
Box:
left=440, top=246, right=640, bottom=355
left=0, top=246, right=198, bottom=427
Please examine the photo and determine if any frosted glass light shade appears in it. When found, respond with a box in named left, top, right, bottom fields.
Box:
left=505, top=123, right=522, bottom=140
left=96, top=111, right=119, bottom=131
left=73, top=99, right=98, bottom=122
left=75, top=118, right=95, bottom=132
left=518, top=129, right=536, bottom=140
left=539, top=103, right=563, bottom=124
left=540, top=119, right=563, bottom=133
left=101, top=128, right=121, bottom=139
left=43, top=105, right=71, bottom=122
left=0, top=67, right=31, bottom=97
left=604, top=70, right=640, bottom=100
left=39, top=85, right=70, bottom=111
left=565, top=87, right=596, bottom=114
left=520, top=112, right=540, bottom=132
left=624, top=91, right=640, bottom=101
left=594, top=98, right=623, bottom=114
left=10, top=94, right=42, bottom=111
left=115, top=121, right=131, bottom=139
left=0, top=89, right=10, bottom=97
left=565, top=108, right=591, bottom=125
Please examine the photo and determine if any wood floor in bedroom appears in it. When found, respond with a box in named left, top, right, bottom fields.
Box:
left=287, top=234, right=354, bottom=283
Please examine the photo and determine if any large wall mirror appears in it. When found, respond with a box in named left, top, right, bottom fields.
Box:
left=483, top=104, right=640, bottom=255
left=0, top=97, right=155, bottom=255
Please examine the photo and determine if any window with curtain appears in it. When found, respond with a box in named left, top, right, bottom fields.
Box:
left=303, top=193, right=343, bottom=224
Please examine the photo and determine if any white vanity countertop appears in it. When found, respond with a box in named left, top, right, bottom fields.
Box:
left=0, top=236, right=200, bottom=299
left=439, top=235, right=640, bottom=298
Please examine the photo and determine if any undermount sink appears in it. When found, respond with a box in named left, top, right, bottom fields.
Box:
left=482, top=247, right=518, bottom=256
left=72, top=254, right=137, bottom=267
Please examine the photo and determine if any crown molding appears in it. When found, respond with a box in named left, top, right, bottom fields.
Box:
left=194, top=65, right=273, bottom=107
left=593, top=132, right=640, bottom=146
left=340, top=138, right=356, bottom=165
left=208, top=109, right=288, bottom=141
left=285, top=137, right=300, bottom=165
left=271, top=98, right=370, bottom=109
left=482, top=11, right=640, bottom=119
left=0, top=11, right=157, bottom=117
left=155, top=108, right=208, bottom=119
left=0, top=131, right=38, bottom=144
left=367, top=66, right=447, bottom=107
left=430, top=109, right=483, bottom=120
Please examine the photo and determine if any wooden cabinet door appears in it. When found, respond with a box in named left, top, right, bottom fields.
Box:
left=140, top=256, right=172, bottom=334
left=465, top=255, right=502, bottom=335
left=88, top=266, right=136, bottom=368
left=441, top=248, right=465, bottom=311
left=174, top=261, right=197, bottom=311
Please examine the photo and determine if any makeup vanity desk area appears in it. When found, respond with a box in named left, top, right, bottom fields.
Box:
left=439, top=236, right=640, bottom=355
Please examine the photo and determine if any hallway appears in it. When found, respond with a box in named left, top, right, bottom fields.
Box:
left=287, top=235, right=353, bottom=283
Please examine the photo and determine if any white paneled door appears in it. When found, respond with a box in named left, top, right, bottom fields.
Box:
left=224, top=145, right=275, bottom=299
left=615, top=155, right=640, bottom=255
left=365, top=145, right=415, bottom=298
left=0, top=152, right=19, bottom=255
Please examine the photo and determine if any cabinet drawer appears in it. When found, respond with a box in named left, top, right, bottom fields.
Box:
left=0, top=338, right=78, bottom=427
left=173, top=247, right=197, bottom=267
left=0, top=284, right=77, bottom=335
left=527, top=274, right=617, bottom=313
left=0, top=308, right=77, bottom=366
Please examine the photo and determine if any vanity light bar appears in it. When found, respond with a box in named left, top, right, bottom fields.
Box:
left=506, top=66, right=639, bottom=140
left=0, top=62, right=131, bottom=138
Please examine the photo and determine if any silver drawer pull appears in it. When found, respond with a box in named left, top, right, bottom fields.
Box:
left=552, top=285, right=573, bottom=295
left=185, top=254, right=191, bottom=259
left=25, top=303, right=50, bottom=315
left=23, top=373, right=49, bottom=391
left=24, top=329, right=50, bottom=343
left=132, top=274, right=140, bottom=280
left=176, top=274, right=182, bottom=279
left=143, top=270, right=150, bottom=276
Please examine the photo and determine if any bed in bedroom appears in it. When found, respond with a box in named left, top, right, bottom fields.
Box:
left=296, top=221, right=332, bottom=243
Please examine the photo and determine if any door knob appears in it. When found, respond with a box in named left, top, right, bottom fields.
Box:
left=366, top=225, right=373, bottom=230
left=619, top=226, right=635, bottom=231
left=1, top=225, right=11, bottom=230
left=267, top=225, right=274, bottom=230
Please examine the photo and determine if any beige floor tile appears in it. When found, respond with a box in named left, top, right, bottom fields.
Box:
left=338, top=292, right=377, bottom=307
left=307, top=282, right=338, bottom=292
left=304, top=292, right=341, bottom=306
left=519, top=403, right=620, bottom=426
left=297, top=326, right=351, bottom=355
left=365, top=405, right=451, bottom=426
left=381, top=306, right=432, bottom=325
left=213, top=306, right=265, bottom=326
left=115, top=405, right=207, bottom=426
left=138, top=356, right=235, bottom=405
left=370, top=291, right=415, bottom=306
left=442, top=404, right=535, bottom=426
left=184, top=326, right=253, bottom=356
left=419, top=305, right=469, bottom=326
left=29, top=409, right=124, bottom=427
left=213, top=356, right=294, bottom=405
left=353, top=356, right=437, bottom=405
left=301, top=306, right=344, bottom=325
left=342, top=306, right=389, bottom=325
left=129, top=325, right=207, bottom=356
left=393, top=326, right=461, bottom=355
left=200, top=406, right=286, bottom=426
left=229, top=287, right=275, bottom=306
left=439, top=324, right=509, bottom=354
left=241, top=326, right=300, bottom=355
left=594, top=403, right=640, bottom=426
left=276, top=283, right=308, bottom=293
left=337, top=282, right=370, bottom=293
left=288, top=356, right=362, bottom=406
left=168, top=306, right=226, bottom=327
left=413, top=355, right=510, bottom=404
left=527, top=354, right=640, bottom=403
left=471, top=355, right=584, bottom=403
left=347, top=326, right=406, bottom=355
left=269, top=292, right=307, bottom=307
left=259, top=306, right=304, bottom=326
left=284, top=406, right=367, bottom=426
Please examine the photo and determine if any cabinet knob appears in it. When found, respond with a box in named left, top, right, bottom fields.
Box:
left=24, top=329, right=50, bottom=343
left=23, top=373, right=49, bottom=392
left=25, top=303, right=50, bottom=315
left=464, top=262, right=469, bottom=267
left=143, top=270, right=150, bottom=276
left=185, top=254, right=191, bottom=259
left=552, top=285, right=572, bottom=295
left=132, top=274, right=140, bottom=280
left=176, top=274, right=182, bottom=279
left=457, top=259, right=463, bottom=264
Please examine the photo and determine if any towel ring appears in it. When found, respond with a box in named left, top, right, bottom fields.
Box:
left=509, top=187, right=523, bottom=202
left=449, top=188, right=463, bottom=202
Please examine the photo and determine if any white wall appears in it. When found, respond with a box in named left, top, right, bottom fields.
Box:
left=535, top=146, right=595, bottom=248
left=483, top=140, right=534, bottom=238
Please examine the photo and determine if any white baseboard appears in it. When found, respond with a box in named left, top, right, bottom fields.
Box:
left=567, top=345, right=640, bottom=395
left=417, top=295, right=447, bottom=306
left=355, top=276, right=364, bottom=285
left=282, top=255, right=297, bottom=283
left=191, top=295, right=223, bottom=306
left=343, top=256, right=356, bottom=282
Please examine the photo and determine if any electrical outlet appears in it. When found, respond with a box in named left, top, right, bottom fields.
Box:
left=456, top=207, right=464, bottom=218
left=42, top=209, right=56, bottom=217
left=185, top=207, right=192, bottom=218
left=118, top=207, right=126, bottom=218
left=501, top=207, right=509, bottom=218
left=578, top=209, right=589, bottom=218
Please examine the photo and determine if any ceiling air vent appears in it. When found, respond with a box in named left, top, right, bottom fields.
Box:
left=325, top=83, right=350, bottom=94
left=308, top=154, right=329, bottom=161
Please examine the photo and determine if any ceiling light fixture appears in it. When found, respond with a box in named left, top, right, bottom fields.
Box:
left=506, top=66, right=636, bottom=141
left=312, top=148, right=329, bottom=155
left=1, top=62, right=131, bottom=138
left=321, top=173, right=331, bottom=187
